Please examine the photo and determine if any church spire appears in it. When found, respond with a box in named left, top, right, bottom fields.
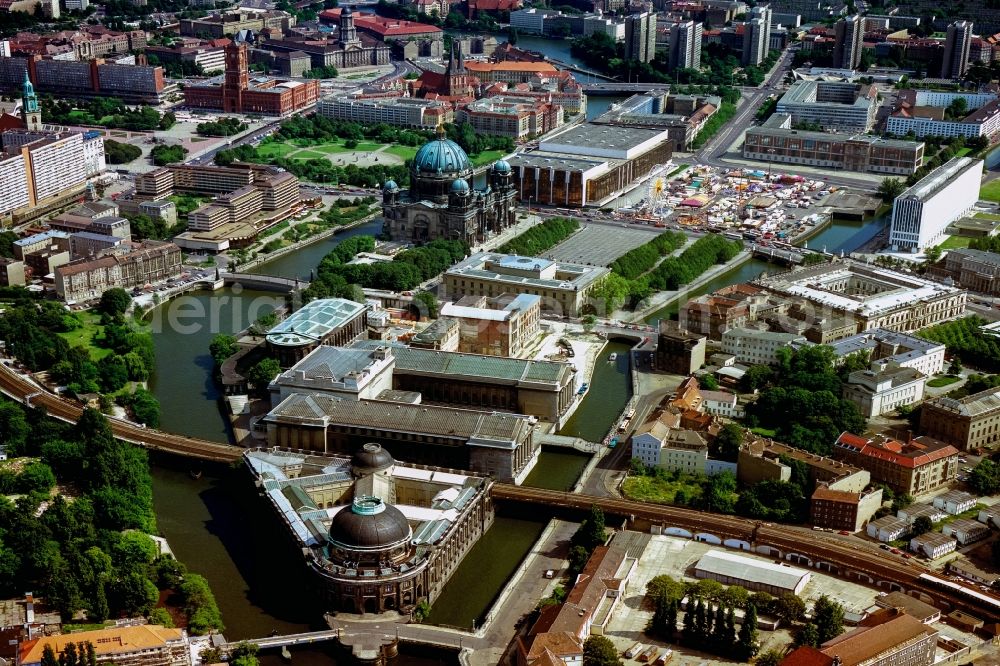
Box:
left=21, top=70, right=41, bottom=131
left=456, top=42, right=465, bottom=72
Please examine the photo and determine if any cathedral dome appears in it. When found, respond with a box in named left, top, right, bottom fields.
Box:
left=328, top=495, right=411, bottom=550
left=414, top=136, right=472, bottom=175
left=493, top=159, right=511, bottom=174
left=383, top=179, right=399, bottom=192
left=450, top=178, right=470, bottom=193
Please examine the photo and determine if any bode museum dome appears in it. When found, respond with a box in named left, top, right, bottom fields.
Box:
left=382, top=127, right=516, bottom=245
left=246, top=443, right=494, bottom=614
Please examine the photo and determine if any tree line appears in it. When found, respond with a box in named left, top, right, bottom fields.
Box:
left=0, top=403, right=222, bottom=633
left=647, top=234, right=743, bottom=291
left=608, top=231, right=687, bottom=280
left=918, top=315, right=1000, bottom=373
left=196, top=117, right=248, bottom=137
left=499, top=217, right=579, bottom=256
left=41, top=97, right=175, bottom=132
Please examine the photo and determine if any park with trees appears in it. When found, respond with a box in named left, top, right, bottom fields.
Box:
left=499, top=217, right=579, bottom=256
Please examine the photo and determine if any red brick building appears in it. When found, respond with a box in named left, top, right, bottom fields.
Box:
left=183, top=40, right=320, bottom=116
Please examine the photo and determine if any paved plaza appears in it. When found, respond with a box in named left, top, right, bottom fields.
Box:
left=545, top=224, right=661, bottom=267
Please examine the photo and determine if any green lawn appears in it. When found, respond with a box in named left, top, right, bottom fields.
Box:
left=257, top=142, right=299, bottom=159
left=940, top=235, right=971, bottom=249
left=289, top=150, right=327, bottom=160
left=980, top=180, right=1000, bottom=202
left=471, top=150, right=506, bottom=167
left=385, top=144, right=418, bottom=160
left=976, top=212, right=1000, bottom=221
left=955, top=147, right=972, bottom=157
left=622, top=474, right=704, bottom=505
left=927, top=375, right=961, bottom=387
left=57, top=312, right=111, bottom=360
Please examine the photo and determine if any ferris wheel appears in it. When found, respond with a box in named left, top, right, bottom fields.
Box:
left=646, top=174, right=671, bottom=217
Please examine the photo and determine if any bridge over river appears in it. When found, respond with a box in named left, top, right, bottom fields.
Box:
left=219, top=272, right=309, bottom=292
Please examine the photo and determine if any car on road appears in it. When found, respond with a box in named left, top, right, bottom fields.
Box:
left=544, top=570, right=554, bottom=579
left=838, top=530, right=851, bottom=535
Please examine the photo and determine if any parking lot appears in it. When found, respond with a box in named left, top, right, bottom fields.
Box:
left=544, top=224, right=663, bottom=267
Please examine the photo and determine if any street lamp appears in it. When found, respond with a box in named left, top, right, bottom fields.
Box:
left=766, top=148, right=777, bottom=181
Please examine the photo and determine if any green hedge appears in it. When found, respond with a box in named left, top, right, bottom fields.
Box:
left=499, top=217, right=579, bottom=256
left=609, top=231, right=687, bottom=279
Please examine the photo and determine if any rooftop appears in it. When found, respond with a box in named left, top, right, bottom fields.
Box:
left=446, top=251, right=608, bottom=293
left=897, top=156, right=981, bottom=203
left=835, top=432, right=959, bottom=469
left=266, top=298, right=367, bottom=347
left=818, top=608, right=937, bottom=666
left=925, top=385, right=1000, bottom=418
left=539, top=123, right=672, bottom=159
left=695, top=549, right=810, bottom=591
left=19, top=626, right=186, bottom=665
left=875, top=591, right=940, bottom=623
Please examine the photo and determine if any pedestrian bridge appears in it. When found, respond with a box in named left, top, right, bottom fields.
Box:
left=219, top=272, right=309, bottom=292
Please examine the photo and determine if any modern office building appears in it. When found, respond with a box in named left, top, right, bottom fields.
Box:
left=0, top=56, right=168, bottom=103
left=624, top=11, right=657, bottom=63
left=834, top=432, right=959, bottom=495
left=742, top=5, right=771, bottom=66
left=444, top=252, right=609, bottom=318
left=265, top=298, right=368, bottom=367
left=776, top=80, right=878, bottom=133
left=744, top=113, right=924, bottom=175
left=183, top=38, right=321, bottom=115
left=889, top=157, right=983, bottom=251
left=317, top=96, right=451, bottom=129
left=942, top=20, right=974, bottom=79
left=832, top=14, right=864, bottom=70
left=753, top=260, right=967, bottom=333
left=888, top=90, right=1000, bottom=139
left=667, top=20, right=703, bottom=71
left=506, top=123, right=674, bottom=207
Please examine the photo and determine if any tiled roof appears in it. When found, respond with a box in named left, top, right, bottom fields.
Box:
left=834, top=432, right=958, bottom=469
left=20, top=626, right=185, bottom=665
left=818, top=608, right=936, bottom=666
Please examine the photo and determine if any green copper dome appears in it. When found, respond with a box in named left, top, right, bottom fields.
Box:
left=413, top=136, right=471, bottom=175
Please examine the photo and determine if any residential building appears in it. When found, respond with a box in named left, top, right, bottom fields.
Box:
left=942, top=20, right=974, bottom=79
left=949, top=558, right=1000, bottom=585
left=842, top=365, right=926, bottom=418
left=833, top=432, right=959, bottom=496
left=699, top=390, right=743, bottom=419
left=0, top=127, right=90, bottom=225
left=752, top=261, right=967, bottom=334
left=943, top=518, right=989, bottom=546
left=933, top=490, right=976, bottom=515
left=810, top=485, right=882, bottom=532
left=18, top=626, right=190, bottom=666
left=625, top=12, right=657, bottom=63
left=443, top=252, right=608, bottom=318
left=438, top=293, right=541, bottom=357
left=743, top=114, right=924, bottom=176
left=183, top=38, right=321, bottom=116
left=654, top=320, right=706, bottom=374
left=169, top=164, right=253, bottom=194
left=920, top=385, right=1000, bottom=450
left=506, top=123, right=674, bottom=207
left=134, top=168, right=174, bottom=200
left=54, top=241, right=182, bottom=304
left=832, top=15, right=863, bottom=70
left=889, top=157, right=983, bottom=251
left=455, top=96, right=563, bottom=141
left=0, top=258, right=25, bottom=286
left=781, top=608, right=937, bottom=666
left=742, top=5, right=771, bottom=66
left=738, top=437, right=870, bottom=492
left=696, top=550, right=810, bottom=595
left=0, top=56, right=168, bottom=103
left=867, top=515, right=909, bottom=542
left=910, top=532, right=957, bottom=559
left=776, top=80, right=878, bottom=133
left=631, top=420, right=709, bottom=472
left=667, top=21, right=702, bottom=71
left=317, top=96, right=451, bottom=129
left=721, top=327, right=807, bottom=366
left=828, top=329, right=945, bottom=377
left=887, top=89, right=1000, bottom=140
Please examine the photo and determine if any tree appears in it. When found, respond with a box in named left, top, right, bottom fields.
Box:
left=812, top=595, right=844, bottom=644
left=230, top=642, right=259, bottom=666
left=912, top=515, right=933, bottom=537
left=98, top=288, right=131, bottom=318
left=924, top=245, right=943, bottom=264
left=795, top=622, right=820, bottom=648
left=736, top=602, right=759, bottom=660
left=877, top=177, right=905, bottom=203
left=412, top=291, right=438, bottom=319
left=209, top=334, right=238, bottom=366
left=739, top=365, right=772, bottom=393
left=582, top=314, right=598, bottom=332
left=104, top=140, right=142, bottom=164
left=650, top=591, right=677, bottom=639
left=568, top=544, right=590, bottom=575
left=507, top=25, right=518, bottom=44
left=699, top=375, right=720, bottom=391
left=582, top=636, right=622, bottom=666
left=773, top=593, right=806, bottom=624
left=573, top=505, right=607, bottom=550
left=949, top=356, right=963, bottom=375
left=247, top=358, right=281, bottom=395
left=715, top=423, right=743, bottom=462
left=148, top=607, right=174, bottom=628
left=41, top=646, right=59, bottom=666
left=969, top=458, right=1000, bottom=495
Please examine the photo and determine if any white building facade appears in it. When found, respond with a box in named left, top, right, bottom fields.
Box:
left=889, top=157, right=984, bottom=251
left=721, top=327, right=807, bottom=366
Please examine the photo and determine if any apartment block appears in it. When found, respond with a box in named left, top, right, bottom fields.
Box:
left=317, top=95, right=451, bottom=129
left=134, top=168, right=174, bottom=200
left=721, top=327, right=806, bottom=366
left=169, top=164, right=254, bottom=194
left=942, top=20, right=974, bottom=79
left=833, top=432, right=959, bottom=495
left=655, top=320, right=706, bottom=374
left=776, top=80, right=878, bottom=133
left=667, top=21, right=702, bottom=71
left=810, top=485, right=882, bottom=532
left=832, top=15, right=863, bottom=69
left=55, top=241, right=182, bottom=304
left=624, top=12, right=657, bottom=63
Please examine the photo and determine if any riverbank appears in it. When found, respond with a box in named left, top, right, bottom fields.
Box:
left=232, top=212, right=381, bottom=273
left=620, top=249, right=753, bottom=323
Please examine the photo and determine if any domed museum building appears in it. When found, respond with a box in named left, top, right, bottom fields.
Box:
left=246, top=443, right=494, bottom=614
left=381, top=128, right=517, bottom=244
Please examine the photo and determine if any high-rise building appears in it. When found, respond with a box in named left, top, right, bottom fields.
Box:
left=741, top=5, right=771, bottom=66
left=889, top=156, right=983, bottom=251
left=625, top=11, right=657, bottom=63
left=832, top=14, right=864, bottom=69
left=942, top=20, right=974, bottom=79
left=668, top=21, right=703, bottom=71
